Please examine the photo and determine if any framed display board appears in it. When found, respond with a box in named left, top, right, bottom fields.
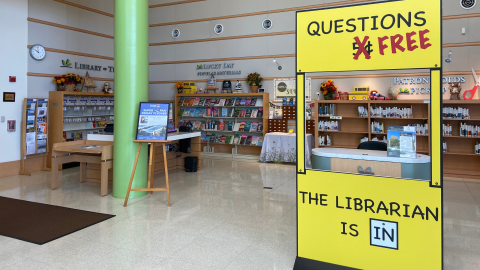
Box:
left=294, top=0, right=443, bottom=269
left=136, top=103, right=170, bottom=141
left=274, top=78, right=311, bottom=101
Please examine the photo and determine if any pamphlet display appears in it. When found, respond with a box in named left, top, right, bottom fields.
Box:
left=136, top=103, right=169, bottom=141
left=387, top=126, right=416, bottom=158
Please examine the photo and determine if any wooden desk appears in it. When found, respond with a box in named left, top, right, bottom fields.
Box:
left=51, top=140, right=113, bottom=196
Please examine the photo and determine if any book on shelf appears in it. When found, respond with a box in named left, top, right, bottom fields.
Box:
left=230, top=108, right=236, bottom=117
left=189, top=108, right=196, bottom=116
left=218, top=98, right=226, bottom=106
left=228, top=98, right=235, bottom=106
left=239, top=122, right=246, bottom=131
left=251, top=97, right=257, bottom=106
left=251, top=136, right=259, bottom=145
left=199, top=108, right=206, bottom=117
left=257, top=123, right=263, bottom=132
left=206, top=107, right=212, bottom=117
left=178, top=97, right=185, bottom=107
left=235, top=99, right=241, bottom=106
left=233, top=123, right=241, bottom=131
left=183, top=109, right=190, bottom=116
left=245, top=108, right=252, bottom=118
left=201, top=132, right=206, bottom=142
left=181, top=98, right=189, bottom=106
left=258, top=137, right=264, bottom=146
left=209, top=134, right=216, bottom=143
left=215, top=134, right=222, bottom=143
left=193, top=121, right=201, bottom=130
left=251, top=109, right=258, bottom=118
left=239, top=109, right=246, bottom=118
left=245, top=135, right=253, bottom=145
left=233, top=108, right=241, bottom=117
left=251, top=122, right=258, bottom=132
left=188, top=98, right=195, bottom=106
left=199, top=97, right=205, bottom=106
left=209, top=98, right=216, bottom=106
left=219, top=120, right=225, bottom=131
left=220, top=135, right=227, bottom=144
left=214, top=108, right=220, bottom=117
left=215, top=98, right=221, bottom=106
left=178, top=108, right=185, bottom=116
left=245, top=98, right=252, bottom=106
left=204, top=133, right=211, bottom=143
left=245, top=122, right=251, bottom=132
left=239, top=135, right=247, bottom=145
left=240, top=98, right=246, bottom=106
left=193, top=97, right=200, bottom=106
left=228, top=121, right=234, bottom=131
left=226, top=134, right=232, bottom=144
left=204, top=97, right=211, bottom=106
left=233, top=134, right=240, bottom=144
left=258, top=108, right=264, bottom=118
left=193, top=108, right=201, bottom=117
left=178, top=120, right=184, bottom=128
left=200, top=121, right=205, bottom=130
left=221, top=108, right=228, bottom=117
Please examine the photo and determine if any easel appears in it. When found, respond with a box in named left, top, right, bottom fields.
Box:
left=19, top=98, right=50, bottom=176
left=124, top=140, right=171, bottom=207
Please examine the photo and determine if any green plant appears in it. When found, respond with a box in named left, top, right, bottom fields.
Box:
left=62, top=59, right=72, bottom=67
left=246, top=72, right=263, bottom=87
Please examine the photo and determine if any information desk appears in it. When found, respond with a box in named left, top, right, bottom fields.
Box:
left=312, top=148, right=431, bottom=180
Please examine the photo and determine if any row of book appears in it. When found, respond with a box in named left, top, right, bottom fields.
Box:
left=178, top=97, right=260, bottom=107
left=201, top=132, right=264, bottom=146
left=179, top=107, right=264, bottom=118
left=179, top=120, right=264, bottom=132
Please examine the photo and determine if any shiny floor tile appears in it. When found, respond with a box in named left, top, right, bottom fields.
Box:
left=0, top=160, right=479, bottom=269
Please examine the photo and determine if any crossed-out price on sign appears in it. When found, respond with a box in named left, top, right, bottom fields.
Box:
left=352, top=30, right=432, bottom=60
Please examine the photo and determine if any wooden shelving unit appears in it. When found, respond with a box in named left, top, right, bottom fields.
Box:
left=175, top=93, right=269, bottom=156
left=312, top=99, right=480, bottom=179
left=48, top=91, right=114, bottom=168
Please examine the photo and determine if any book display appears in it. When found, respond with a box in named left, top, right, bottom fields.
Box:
left=175, top=93, right=269, bottom=155
left=314, top=100, right=480, bottom=179
left=48, top=92, right=114, bottom=167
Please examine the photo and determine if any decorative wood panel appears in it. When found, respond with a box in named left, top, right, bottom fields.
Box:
left=268, top=119, right=287, bottom=133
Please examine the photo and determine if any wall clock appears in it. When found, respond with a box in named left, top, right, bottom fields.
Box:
left=29, top=44, right=46, bottom=61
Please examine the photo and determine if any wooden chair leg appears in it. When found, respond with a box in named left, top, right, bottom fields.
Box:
left=80, top=162, right=87, bottom=183
left=163, top=143, right=171, bottom=206
left=100, top=161, right=110, bottom=197
left=150, top=143, right=156, bottom=194
left=124, top=143, right=143, bottom=207
left=147, top=143, right=155, bottom=195
left=51, top=158, right=60, bottom=190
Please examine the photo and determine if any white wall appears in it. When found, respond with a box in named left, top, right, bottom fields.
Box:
left=0, top=0, right=28, bottom=163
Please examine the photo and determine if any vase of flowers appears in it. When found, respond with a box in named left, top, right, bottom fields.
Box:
left=52, top=73, right=84, bottom=92
left=321, top=79, right=338, bottom=100
left=175, top=81, right=184, bottom=94
left=247, top=72, right=263, bottom=93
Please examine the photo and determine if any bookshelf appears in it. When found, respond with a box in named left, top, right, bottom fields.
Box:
left=175, top=93, right=269, bottom=156
left=48, top=91, right=114, bottom=167
left=313, top=99, right=480, bottom=179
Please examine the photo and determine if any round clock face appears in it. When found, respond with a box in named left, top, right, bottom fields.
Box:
left=30, top=44, right=46, bottom=61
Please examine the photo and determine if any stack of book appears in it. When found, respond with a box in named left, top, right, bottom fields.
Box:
left=201, top=132, right=264, bottom=146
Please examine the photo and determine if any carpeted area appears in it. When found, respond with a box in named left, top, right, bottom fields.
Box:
left=0, top=196, right=115, bottom=245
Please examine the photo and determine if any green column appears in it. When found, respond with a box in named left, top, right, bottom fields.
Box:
left=113, top=0, right=149, bottom=198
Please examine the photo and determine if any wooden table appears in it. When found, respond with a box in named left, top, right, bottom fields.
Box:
left=51, top=140, right=113, bottom=196
left=123, top=132, right=202, bottom=207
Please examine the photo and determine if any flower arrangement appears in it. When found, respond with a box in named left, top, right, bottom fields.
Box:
left=52, top=73, right=84, bottom=91
left=246, top=72, right=263, bottom=87
left=320, top=79, right=338, bottom=100
left=175, top=81, right=184, bottom=93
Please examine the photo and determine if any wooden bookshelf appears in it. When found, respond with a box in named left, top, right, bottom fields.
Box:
left=47, top=91, right=114, bottom=168
left=312, top=99, right=480, bottom=179
left=175, top=93, right=269, bottom=156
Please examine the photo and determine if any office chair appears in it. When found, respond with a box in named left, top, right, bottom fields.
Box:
left=357, top=141, right=387, bottom=151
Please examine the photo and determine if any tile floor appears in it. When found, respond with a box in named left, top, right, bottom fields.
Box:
left=0, top=159, right=478, bottom=269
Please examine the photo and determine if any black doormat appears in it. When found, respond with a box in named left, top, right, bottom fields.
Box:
left=0, top=196, right=115, bottom=245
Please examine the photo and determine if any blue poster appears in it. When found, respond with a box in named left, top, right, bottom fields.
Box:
left=136, top=103, right=170, bottom=141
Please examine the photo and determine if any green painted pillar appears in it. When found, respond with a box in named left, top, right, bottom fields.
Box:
left=113, top=0, right=149, bottom=198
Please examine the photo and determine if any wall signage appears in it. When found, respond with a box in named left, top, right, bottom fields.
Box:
left=196, top=62, right=241, bottom=76
left=295, top=0, right=442, bottom=269
left=392, top=76, right=466, bottom=94
left=60, top=59, right=114, bottom=72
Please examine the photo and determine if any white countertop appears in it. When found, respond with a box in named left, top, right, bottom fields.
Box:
left=312, top=148, right=431, bottom=164
left=86, top=132, right=201, bottom=142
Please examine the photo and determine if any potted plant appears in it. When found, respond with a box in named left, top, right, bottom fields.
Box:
left=247, top=72, right=263, bottom=93
left=175, top=81, right=184, bottom=94
left=320, top=79, right=338, bottom=100
left=52, top=73, right=84, bottom=92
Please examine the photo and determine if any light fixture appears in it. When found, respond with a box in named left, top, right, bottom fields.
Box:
left=273, top=58, right=282, bottom=70
left=445, top=50, right=452, bottom=63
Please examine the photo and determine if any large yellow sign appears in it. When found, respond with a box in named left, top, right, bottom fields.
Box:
left=297, top=0, right=442, bottom=73
left=295, top=0, right=443, bottom=269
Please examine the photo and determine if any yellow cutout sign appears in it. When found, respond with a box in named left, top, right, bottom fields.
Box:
left=295, top=0, right=443, bottom=269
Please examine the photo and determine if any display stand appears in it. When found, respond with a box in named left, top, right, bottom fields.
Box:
left=124, top=140, right=171, bottom=207
left=19, top=98, right=50, bottom=176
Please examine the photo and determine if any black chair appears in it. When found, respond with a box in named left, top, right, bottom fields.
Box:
left=357, top=141, right=387, bottom=151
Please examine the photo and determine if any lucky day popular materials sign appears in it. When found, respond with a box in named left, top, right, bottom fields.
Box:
left=294, top=0, right=443, bottom=269
left=296, top=0, right=441, bottom=72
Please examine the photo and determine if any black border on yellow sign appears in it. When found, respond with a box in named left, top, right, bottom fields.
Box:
left=294, top=0, right=443, bottom=269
